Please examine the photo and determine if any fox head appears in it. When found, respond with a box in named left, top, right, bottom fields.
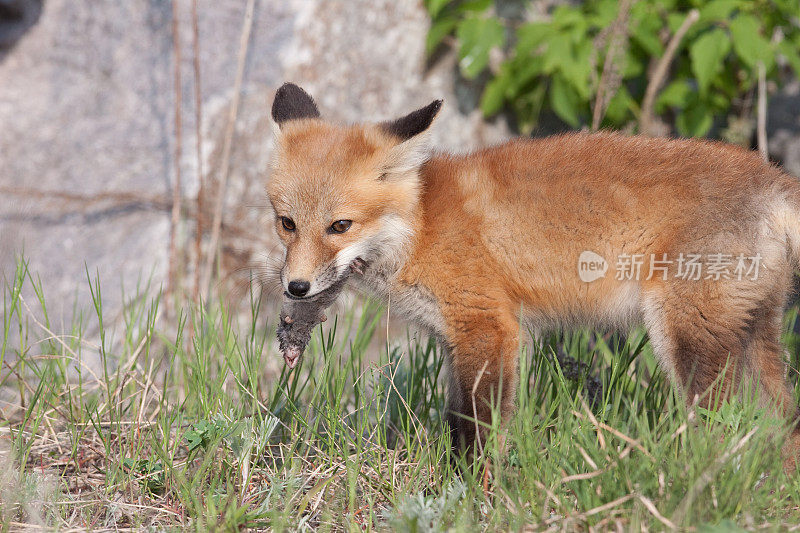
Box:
left=267, top=83, right=441, bottom=299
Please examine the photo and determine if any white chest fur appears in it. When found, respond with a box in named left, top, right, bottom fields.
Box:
left=354, top=269, right=447, bottom=339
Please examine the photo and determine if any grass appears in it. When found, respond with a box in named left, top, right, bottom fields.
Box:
left=2, top=256, right=800, bottom=531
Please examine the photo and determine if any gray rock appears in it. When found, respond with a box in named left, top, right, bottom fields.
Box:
left=0, top=0, right=510, bottom=339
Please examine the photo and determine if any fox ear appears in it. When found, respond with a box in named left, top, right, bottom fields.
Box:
left=381, top=130, right=432, bottom=179
left=271, top=83, right=320, bottom=128
left=381, top=99, right=442, bottom=141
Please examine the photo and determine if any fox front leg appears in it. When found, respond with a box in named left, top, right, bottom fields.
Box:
left=443, top=307, right=519, bottom=455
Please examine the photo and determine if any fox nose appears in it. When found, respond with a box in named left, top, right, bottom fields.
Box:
left=287, top=280, right=310, bottom=298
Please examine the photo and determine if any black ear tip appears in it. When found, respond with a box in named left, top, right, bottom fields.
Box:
left=381, top=98, right=443, bottom=141
left=272, top=82, right=321, bottom=125
left=275, top=82, right=304, bottom=98
left=273, top=82, right=312, bottom=108
left=424, top=99, right=443, bottom=119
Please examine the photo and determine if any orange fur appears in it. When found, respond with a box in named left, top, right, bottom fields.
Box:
left=268, top=87, right=800, bottom=467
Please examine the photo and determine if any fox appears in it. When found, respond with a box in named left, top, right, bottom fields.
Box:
left=267, top=82, right=800, bottom=468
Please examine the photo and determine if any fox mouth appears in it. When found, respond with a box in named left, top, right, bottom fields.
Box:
left=283, top=258, right=368, bottom=301
left=283, top=291, right=312, bottom=301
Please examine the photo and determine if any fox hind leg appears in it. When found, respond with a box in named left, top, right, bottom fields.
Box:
left=643, top=288, right=746, bottom=408
left=645, top=286, right=800, bottom=471
left=745, top=306, right=800, bottom=471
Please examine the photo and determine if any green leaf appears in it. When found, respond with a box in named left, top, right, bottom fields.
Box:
left=775, top=0, right=800, bottom=13
left=508, top=55, right=545, bottom=91
left=604, top=85, right=636, bottom=124
left=549, top=75, right=581, bottom=127
left=185, top=430, right=203, bottom=452
left=513, top=83, right=547, bottom=134
left=560, top=39, right=592, bottom=100
left=676, top=99, right=713, bottom=137
left=456, top=17, right=505, bottom=79
left=185, top=419, right=222, bottom=452
left=425, top=0, right=451, bottom=18
left=631, top=12, right=665, bottom=57
left=122, top=458, right=165, bottom=494
left=542, top=33, right=571, bottom=74
left=622, top=48, right=645, bottom=78
left=514, top=22, right=553, bottom=56
left=667, top=12, right=688, bottom=33
left=567, top=19, right=590, bottom=44
left=689, top=28, right=731, bottom=94
left=589, top=0, right=621, bottom=28
left=551, top=5, right=584, bottom=30
left=454, top=0, right=492, bottom=14
left=656, top=80, right=692, bottom=111
left=709, top=90, right=731, bottom=109
left=426, top=16, right=457, bottom=56
left=481, top=73, right=509, bottom=116
left=698, top=0, right=740, bottom=23
left=729, top=14, right=774, bottom=70
left=778, top=40, right=800, bottom=76
left=654, top=0, right=678, bottom=9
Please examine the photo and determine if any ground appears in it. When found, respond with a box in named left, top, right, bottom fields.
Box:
left=2, top=259, right=800, bottom=531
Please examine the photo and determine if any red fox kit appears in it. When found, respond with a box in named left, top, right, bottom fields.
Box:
left=268, top=82, right=800, bottom=466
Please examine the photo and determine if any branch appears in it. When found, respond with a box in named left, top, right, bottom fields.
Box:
left=191, top=0, right=204, bottom=303
left=199, top=0, right=256, bottom=301
left=639, top=9, right=699, bottom=136
left=168, top=0, right=184, bottom=298
left=591, top=0, right=632, bottom=131
left=757, top=61, right=768, bottom=162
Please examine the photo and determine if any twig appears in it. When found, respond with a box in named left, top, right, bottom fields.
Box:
left=573, top=406, right=653, bottom=460
left=560, top=445, right=631, bottom=483
left=597, top=420, right=653, bottom=460
left=471, top=359, right=490, bottom=455
left=191, top=0, right=204, bottom=304
left=640, top=9, right=700, bottom=136
left=591, top=0, right=632, bottom=131
left=757, top=61, right=768, bottom=162
left=638, top=494, right=677, bottom=530
left=200, top=0, right=256, bottom=300
left=168, top=0, right=184, bottom=298
left=577, top=397, right=605, bottom=450
left=576, top=493, right=635, bottom=519
left=532, top=479, right=562, bottom=522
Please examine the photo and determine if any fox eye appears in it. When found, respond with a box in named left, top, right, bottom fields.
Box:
left=329, top=220, right=352, bottom=234
left=280, top=217, right=296, bottom=231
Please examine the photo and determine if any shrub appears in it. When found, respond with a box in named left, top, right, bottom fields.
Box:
left=426, top=0, right=800, bottom=137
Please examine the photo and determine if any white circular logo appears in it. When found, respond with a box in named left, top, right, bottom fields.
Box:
left=578, top=251, right=608, bottom=282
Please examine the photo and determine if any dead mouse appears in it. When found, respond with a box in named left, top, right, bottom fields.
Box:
left=276, top=274, right=349, bottom=369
